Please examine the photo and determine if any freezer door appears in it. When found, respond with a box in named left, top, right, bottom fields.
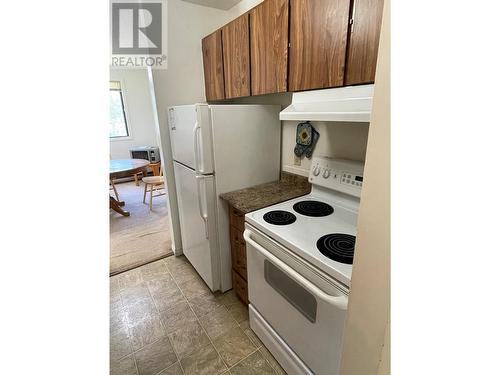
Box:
left=168, top=104, right=214, bottom=174
left=169, top=105, right=196, bottom=169
left=173, top=161, right=219, bottom=291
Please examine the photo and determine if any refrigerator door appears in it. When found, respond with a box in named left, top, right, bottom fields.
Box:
left=173, top=161, right=219, bottom=291
left=168, top=104, right=214, bottom=174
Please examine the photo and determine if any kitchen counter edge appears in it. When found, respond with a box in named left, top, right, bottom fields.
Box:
left=220, top=172, right=311, bottom=214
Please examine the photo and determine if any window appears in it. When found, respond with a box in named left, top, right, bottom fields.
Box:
left=109, top=81, right=129, bottom=138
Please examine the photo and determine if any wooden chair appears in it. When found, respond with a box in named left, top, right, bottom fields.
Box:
left=133, top=171, right=144, bottom=186
left=142, top=162, right=166, bottom=210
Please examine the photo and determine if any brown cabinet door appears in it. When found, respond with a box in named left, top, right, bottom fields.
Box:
left=232, top=269, right=249, bottom=304
left=230, top=226, right=247, bottom=280
left=222, top=14, right=251, bottom=99
left=250, top=0, right=289, bottom=96
left=345, top=0, right=384, bottom=85
left=202, top=30, right=225, bottom=101
left=289, top=0, right=351, bottom=91
left=229, top=207, right=245, bottom=232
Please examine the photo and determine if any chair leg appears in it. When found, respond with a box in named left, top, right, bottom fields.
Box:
left=149, top=184, right=154, bottom=210
left=111, top=180, right=119, bottom=201
left=143, top=183, right=148, bottom=203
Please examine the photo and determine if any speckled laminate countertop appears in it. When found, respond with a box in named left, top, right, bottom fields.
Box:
left=220, top=172, right=311, bottom=214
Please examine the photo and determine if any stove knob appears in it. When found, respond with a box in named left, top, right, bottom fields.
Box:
left=313, top=166, right=321, bottom=176
left=323, top=169, right=331, bottom=178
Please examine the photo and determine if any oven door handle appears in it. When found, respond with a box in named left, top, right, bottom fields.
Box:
left=244, top=230, right=348, bottom=310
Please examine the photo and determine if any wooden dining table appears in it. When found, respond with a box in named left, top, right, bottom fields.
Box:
left=110, top=159, right=150, bottom=216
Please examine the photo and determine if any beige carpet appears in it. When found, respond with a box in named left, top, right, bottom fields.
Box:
left=110, top=181, right=173, bottom=275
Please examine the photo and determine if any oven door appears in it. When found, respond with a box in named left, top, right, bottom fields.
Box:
left=244, top=226, right=348, bottom=375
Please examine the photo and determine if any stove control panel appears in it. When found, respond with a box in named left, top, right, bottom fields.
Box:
left=309, top=156, right=365, bottom=198
left=341, top=172, right=363, bottom=188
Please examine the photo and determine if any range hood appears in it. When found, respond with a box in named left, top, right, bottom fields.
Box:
left=280, top=84, right=374, bottom=122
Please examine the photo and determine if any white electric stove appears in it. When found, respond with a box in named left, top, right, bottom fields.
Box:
left=244, top=156, right=364, bottom=375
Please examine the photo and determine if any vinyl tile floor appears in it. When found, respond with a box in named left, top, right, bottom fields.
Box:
left=110, top=256, right=287, bottom=375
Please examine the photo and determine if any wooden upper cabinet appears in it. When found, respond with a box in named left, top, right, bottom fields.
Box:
left=345, top=0, right=384, bottom=85
left=202, top=30, right=225, bottom=101
left=289, top=0, right=351, bottom=91
left=250, top=0, right=289, bottom=96
left=222, top=14, right=251, bottom=99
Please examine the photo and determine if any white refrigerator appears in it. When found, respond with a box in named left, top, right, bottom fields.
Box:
left=168, top=104, right=281, bottom=292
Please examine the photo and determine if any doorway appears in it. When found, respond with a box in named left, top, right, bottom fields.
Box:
left=109, top=68, right=174, bottom=275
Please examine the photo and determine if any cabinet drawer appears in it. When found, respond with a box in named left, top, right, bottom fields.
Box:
left=230, top=226, right=247, bottom=280
left=232, top=269, right=249, bottom=304
left=229, top=207, right=245, bottom=232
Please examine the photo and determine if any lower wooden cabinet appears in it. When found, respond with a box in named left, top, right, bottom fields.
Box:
left=229, top=206, right=245, bottom=232
left=229, top=205, right=249, bottom=304
left=232, top=269, right=249, bottom=305
left=230, top=226, right=247, bottom=279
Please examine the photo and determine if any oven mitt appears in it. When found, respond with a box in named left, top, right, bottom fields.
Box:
left=294, top=121, right=320, bottom=158
left=294, top=122, right=312, bottom=157
left=296, top=122, right=312, bottom=145
left=294, top=142, right=309, bottom=157
left=305, top=127, right=320, bottom=159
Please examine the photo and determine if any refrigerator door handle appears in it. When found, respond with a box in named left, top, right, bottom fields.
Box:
left=195, top=174, right=209, bottom=239
left=193, top=121, right=201, bottom=174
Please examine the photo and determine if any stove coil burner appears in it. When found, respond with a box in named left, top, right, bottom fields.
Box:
left=293, top=200, right=334, bottom=217
left=316, top=234, right=356, bottom=264
left=263, top=210, right=297, bottom=225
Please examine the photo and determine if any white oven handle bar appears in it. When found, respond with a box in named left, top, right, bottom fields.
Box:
left=244, top=230, right=348, bottom=310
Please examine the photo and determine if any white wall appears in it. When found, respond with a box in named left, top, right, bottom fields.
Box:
left=181, top=0, right=245, bottom=10
left=224, top=0, right=262, bottom=18
left=109, top=69, right=158, bottom=159
left=151, top=0, right=230, bottom=252
left=339, top=0, right=390, bottom=373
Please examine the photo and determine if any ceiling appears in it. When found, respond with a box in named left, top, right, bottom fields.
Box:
left=180, top=0, right=243, bottom=10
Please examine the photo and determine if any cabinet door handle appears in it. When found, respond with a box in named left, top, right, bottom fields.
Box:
left=350, top=0, right=357, bottom=34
